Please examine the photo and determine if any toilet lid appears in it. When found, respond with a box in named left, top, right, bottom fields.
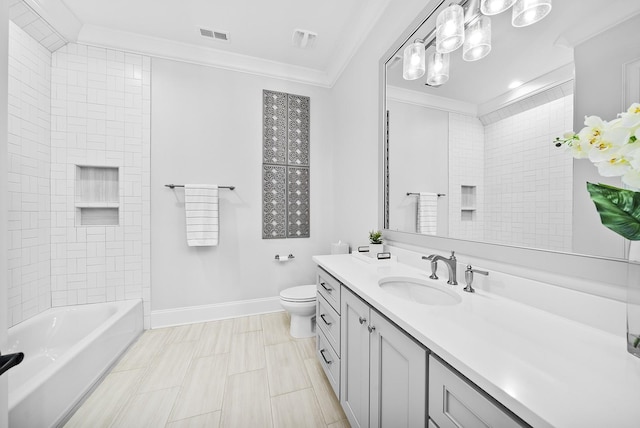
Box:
left=280, top=284, right=316, bottom=302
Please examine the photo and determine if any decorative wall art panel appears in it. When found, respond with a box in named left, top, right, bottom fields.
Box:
left=262, top=90, right=311, bottom=239
left=262, top=165, right=287, bottom=239
left=287, top=94, right=310, bottom=166
left=287, top=167, right=310, bottom=238
left=263, top=90, right=288, bottom=165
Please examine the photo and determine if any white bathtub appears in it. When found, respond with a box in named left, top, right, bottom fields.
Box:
left=2, top=299, right=143, bottom=428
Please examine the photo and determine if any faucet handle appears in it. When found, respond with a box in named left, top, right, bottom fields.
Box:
left=449, top=251, right=456, bottom=260
left=463, top=264, right=488, bottom=293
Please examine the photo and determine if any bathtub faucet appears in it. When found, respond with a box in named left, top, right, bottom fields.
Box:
left=422, top=251, right=458, bottom=285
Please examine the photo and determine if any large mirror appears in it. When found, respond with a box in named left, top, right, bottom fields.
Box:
left=384, top=0, right=640, bottom=260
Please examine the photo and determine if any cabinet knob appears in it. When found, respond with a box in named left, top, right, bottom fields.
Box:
left=320, top=313, right=332, bottom=326
left=358, top=316, right=367, bottom=325
left=368, top=325, right=376, bottom=333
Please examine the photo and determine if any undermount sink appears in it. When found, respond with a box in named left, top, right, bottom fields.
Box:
left=378, top=276, right=462, bottom=306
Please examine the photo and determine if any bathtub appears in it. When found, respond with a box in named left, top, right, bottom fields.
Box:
left=2, top=299, right=143, bottom=428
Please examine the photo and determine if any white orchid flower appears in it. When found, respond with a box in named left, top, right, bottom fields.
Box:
left=626, top=103, right=640, bottom=116
left=623, top=168, right=640, bottom=189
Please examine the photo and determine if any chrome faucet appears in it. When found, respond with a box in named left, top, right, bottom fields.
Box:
left=463, top=264, right=489, bottom=293
left=422, top=251, right=458, bottom=285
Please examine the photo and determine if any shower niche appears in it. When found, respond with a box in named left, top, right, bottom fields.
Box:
left=75, top=166, right=120, bottom=226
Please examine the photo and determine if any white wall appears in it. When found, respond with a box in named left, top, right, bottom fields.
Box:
left=387, top=99, right=448, bottom=235
left=150, top=58, right=334, bottom=320
left=49, top=43, right=151, bottom=327
left=330, top=0, right=430, bottom=247
left=7, top=22, right=51, bottom=327
left=573, top=13, right=640, bottom=258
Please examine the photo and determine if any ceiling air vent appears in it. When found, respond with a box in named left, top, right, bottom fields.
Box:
left=200, top=28, right=230, bottom=42
left=292, top=29, right=317, bottom=49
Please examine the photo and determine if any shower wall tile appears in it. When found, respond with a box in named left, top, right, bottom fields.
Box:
left=7, top=22, right=52, bottom=327
left=50, top=43, right=152, bottom=328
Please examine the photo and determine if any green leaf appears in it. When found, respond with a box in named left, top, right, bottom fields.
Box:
left=587, top=182, right=640, bottom=240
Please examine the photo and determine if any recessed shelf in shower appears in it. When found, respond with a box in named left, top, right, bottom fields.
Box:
left=75, top=166, right=120, bottom=226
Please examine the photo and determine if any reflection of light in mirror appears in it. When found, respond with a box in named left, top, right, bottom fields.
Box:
left=426, top=51, right=450, bottom=86
left=403, top=42, right=426, bottom=80
left=508, top=80, right=523, bottom=89
left=463, top=15, right=492, bottom=62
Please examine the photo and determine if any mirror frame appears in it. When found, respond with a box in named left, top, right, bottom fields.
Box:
left=378, top=0, right=627, bottom=300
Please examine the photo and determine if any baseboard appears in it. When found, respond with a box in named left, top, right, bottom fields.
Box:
left=150, top=296, right=283, bottom=328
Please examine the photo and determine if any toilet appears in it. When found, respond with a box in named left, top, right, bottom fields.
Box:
left=279, top=284, right=317, bottom=338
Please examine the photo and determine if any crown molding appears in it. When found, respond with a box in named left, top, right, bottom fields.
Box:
left=23, top=0, right=81, bottom=41
left=386, top=85, right=478, bottom=116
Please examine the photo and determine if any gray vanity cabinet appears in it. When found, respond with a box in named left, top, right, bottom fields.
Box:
left=316, top=267, right=342, bottom=398
left=429, top=356, right=527, bottom=428
left=341, top=285, right=427, bottom=428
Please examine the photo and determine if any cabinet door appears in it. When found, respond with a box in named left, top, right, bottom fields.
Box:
left=340, top=286, right=371, bottom=428
left=369, top=310, right=427, bottom=428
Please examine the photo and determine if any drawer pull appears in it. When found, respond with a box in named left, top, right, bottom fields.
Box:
left=358, top=316, right=367, bottom=325
left=320, top=313, right=332, bottom=326
left=320, top=349, right=333, bottom=365
left=368, top=325, right=376, bottom=333
left=320, top=282, right=333, bottom=292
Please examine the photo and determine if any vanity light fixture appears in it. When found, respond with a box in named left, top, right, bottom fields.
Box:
left=512, top=0, right=552, bottom=27
left=463, top=15, right=491, bottom=61
left=480, top=0, right=516, bottom=15
left=436, top=4, right=465, bottom=53
left=426, top=51, right=450, bottom=86
left=403, top=40, right=426, bottom=80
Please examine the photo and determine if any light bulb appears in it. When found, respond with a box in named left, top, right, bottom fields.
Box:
left=426, top=52, right=450, bottom=86
left=512, top=0, right=552, bottom=27
left=463, top=16, right=491, bottom=62
left=481, top=0, right=516, bottom=15
left=402, top=42, right=426, bottom=80
left=436, top=5, right=465, bottom=54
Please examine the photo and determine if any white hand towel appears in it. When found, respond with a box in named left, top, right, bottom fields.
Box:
left=184, top=184, right=219, bottom=246
left=417, top=192, right=438, bottom=235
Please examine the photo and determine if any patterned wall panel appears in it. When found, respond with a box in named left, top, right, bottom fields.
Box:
left=287, top=167, right=310, bottom=238
left=263, top=90, right=288, bottom=165
left=287, top=94, right=310, bottom=166
left=262, top=90, right=310, bottom=239
left=262, top=165, right=287, bottom=239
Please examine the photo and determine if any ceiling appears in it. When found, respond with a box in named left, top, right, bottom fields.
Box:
left=386, top=0, right=640, bottom=108
left=28, top=0, right=391, bottom=87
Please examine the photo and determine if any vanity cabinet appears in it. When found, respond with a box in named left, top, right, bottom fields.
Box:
left=341, top=285, right=427, bottom=428
left=429, top=356, right=527, bottom=428
left=316, top=267, right=342, bottom=397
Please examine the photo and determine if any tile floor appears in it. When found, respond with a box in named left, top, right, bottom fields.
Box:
left=64, top=311, right=349, bottom=428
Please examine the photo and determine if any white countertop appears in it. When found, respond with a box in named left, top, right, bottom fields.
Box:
left=313, top=254, right=640, bottom=428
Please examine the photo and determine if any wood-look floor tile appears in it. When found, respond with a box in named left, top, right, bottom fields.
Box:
left=304, top=357, right=346, bottom=424
left=295, top=336, right=316, bottom=360
left=112, top=329, right=169, bottom=372
left=138, top=341, right=197, bottom=393
left=232, top=314, right=262, bottom=333
left=166, top=411, right=221, bottom=428
left=271, top=388, right=325, bottom=428
left=194, top=319, right=233, bottom=357
left=227, top=331, right=265, bottom=374
left=327, top=419, right=352, bottom=428
left=221, top=369, right=272, bottom=427
left=261, top=311, right=291, bottom=345
left=169, top=354, right=229, bottom=422
left=110, top=387, right=180, bottom=428
left=64, top=368, right=146, bottom=428
left=265, top=341, right=311, bottom=396
left=165, top=322, right=205, bottom=344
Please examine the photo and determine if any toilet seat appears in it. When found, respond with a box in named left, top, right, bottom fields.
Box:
left=280, top=284, right=316, bottom=303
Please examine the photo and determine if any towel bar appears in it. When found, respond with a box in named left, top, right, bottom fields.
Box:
left=407, top=192, right=445, bottom=197
left=165, top=184, right=235, bottom=190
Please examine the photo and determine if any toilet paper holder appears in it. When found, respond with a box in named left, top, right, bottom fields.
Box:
left=275, top=254, right=295, bottom=261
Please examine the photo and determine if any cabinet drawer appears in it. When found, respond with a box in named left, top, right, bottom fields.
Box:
left=429, top=356, right=527, bottom=428
left=317, top=267, right=341, bottom=313
left=317, top=328, right=340, bottom=398
left=317, top=294, right=341, bottom=355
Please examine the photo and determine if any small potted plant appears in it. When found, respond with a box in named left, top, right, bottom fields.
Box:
left=369, top=230, right=384, bottom=257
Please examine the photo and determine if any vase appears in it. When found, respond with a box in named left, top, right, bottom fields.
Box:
left=369, top=243, right=384, bottom=258
left=627, top=242, right=640, bottom=358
